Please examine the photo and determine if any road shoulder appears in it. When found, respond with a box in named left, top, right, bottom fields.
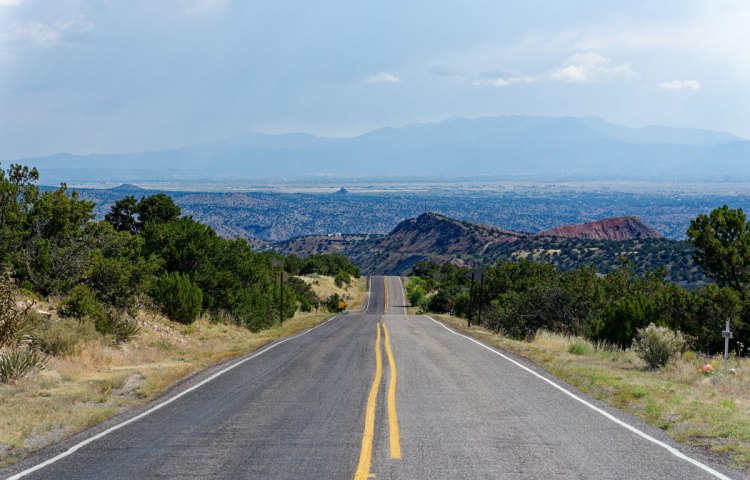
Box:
left=424, top=313, right=749, bottom=480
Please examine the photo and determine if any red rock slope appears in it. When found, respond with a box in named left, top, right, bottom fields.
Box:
left=536, top=216, right=661, bottom=241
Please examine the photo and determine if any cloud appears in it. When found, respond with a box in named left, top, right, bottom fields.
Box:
left=657, top=80, right=701, bottom=91
left=471, top=53, right=632, bottom=87
left=10, top=22, right=60, bottom=47
left=472, top=75, right=535, bottom=87
left=549, top=52, right=634, bottom=83
left=569, top=4, right=750, bottom=81
left=366, top=72, right=400, bottom=84
left=4, top=16, right=93, bottom=47
left=0, top=0, right=25, bottom=6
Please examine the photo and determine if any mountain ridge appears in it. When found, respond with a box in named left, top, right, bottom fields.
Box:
left=13, top=115, right=750, bottom=181
left=273, top=212, right=701, bottom=282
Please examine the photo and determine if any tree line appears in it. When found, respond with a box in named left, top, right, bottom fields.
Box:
left=0, top=164, right=360, bottom=335
left=409, top=205, right=750, bottom=355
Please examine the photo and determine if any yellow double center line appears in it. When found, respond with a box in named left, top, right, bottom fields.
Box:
left=383, top=323, right=401, bottom=459
left=354, top=321, right=401, bottom=480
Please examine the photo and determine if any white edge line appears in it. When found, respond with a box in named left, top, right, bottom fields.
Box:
left=396, top=276, right=407, bottom=315
left=6, top=315, right=342, bottom=480
left=363, top=276, right=371, bottom=313
left=423, top=315, right=733, bottom=480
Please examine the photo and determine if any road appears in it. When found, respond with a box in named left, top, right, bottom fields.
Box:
left=3, top=276, right=743, bottom=479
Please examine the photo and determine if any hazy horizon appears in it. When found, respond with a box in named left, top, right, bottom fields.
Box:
left=3, top=113, right=748, bottom=161
left=2, top=1, right=749, bottom=161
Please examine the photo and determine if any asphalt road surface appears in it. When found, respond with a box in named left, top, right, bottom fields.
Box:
left=3, top=276, right=744, bottom=479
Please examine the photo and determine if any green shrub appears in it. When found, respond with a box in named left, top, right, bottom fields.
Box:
left=632, top=323, right=686, bottom=368
left=325, top=293, right=346, bottom=312
left=150, top=272, right=203, bottom=325
left=334, top=271, right=351, bottom=288
left=427, top=290, right=452, bottom=313
left=568, top=341, right=590, bottom=355
left=407, top=284, right=425, bottom=307
left=0, top=348, right=48, bottom=383
left=59, top=285, right=105, bottom=320
left=0, top=276, right=35, bottom=349
left=286, top=277, right=319, bottom=313
left=95, top=311, right=140, bottom=343
left=31, top=316, right=97, bottom=356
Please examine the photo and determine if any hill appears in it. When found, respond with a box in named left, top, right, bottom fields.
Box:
left=275, top=212, right=517, bottom=272
left=348, top=213, right=521, bottom=273
left=537, top=216, right=662, bottom=241
left=109, top=183, right=146, bottom=192
left=274, top=212, right=703, bottom=284
left=16, top=115, right=750, bottom=181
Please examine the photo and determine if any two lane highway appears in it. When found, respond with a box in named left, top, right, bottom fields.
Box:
left=3, top=276, right=742, bottom=479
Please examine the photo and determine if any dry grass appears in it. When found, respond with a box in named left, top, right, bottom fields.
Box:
left=0, top=294, right=342, bottom=467
left=298, top=274, right=367, bottom=311
left=432, top=314, right=750, bottom=474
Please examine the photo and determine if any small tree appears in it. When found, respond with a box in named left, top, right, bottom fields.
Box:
left=406, top=278, right=426, bottom=306
left=105, top=196, right=139, bottom=233
left=151, top=272, right=203, bottom=325
left=334, top=271, right=351, bottom=288
left=59, top=284, right=105, bottom=321
left=632, top=323, right=686, bottom=369
left=687, top=205, right=750, bottom=292
left=138, top=194, right=181, bottom=227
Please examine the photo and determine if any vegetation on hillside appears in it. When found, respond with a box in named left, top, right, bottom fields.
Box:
left=484, top=236, right=703, bottom=285
left=0, top=164, right=361, bottom=383
left=409, top=205, right=749, bottom=356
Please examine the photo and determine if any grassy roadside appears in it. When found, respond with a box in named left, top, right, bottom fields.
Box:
left=0, top=276, right=367, bottom=467
left=428, top=312, right=750, bottom=474
left=300, top=274, right=367, bottom=312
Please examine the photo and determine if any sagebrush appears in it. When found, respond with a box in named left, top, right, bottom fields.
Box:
left=632, top=323, right=686, bottom=368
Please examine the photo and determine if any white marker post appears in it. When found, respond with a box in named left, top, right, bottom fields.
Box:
left=722, top=318, right=733, bottom=370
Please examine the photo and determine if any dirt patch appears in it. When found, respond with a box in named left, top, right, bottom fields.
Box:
left=112, top=373, right=145, bottom=401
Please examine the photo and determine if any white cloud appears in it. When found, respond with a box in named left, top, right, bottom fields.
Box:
left=657, top=80, right=701, bottom=91
left=366, top=72, right=400, bottom=84
left=550, top=64, right=587, bottom=83
left=549, top=52, right=634, bottom=83
left=470, top=53, right=632, bottom=87
left=3, top=15, right=93, bottom=47
left=472, top=75, right=535, bottom=87
left=0, top=0, right=25, bottom=6
left=11, top=22, right=61, bottom=47
left=570, top=4, right=750, bottom=80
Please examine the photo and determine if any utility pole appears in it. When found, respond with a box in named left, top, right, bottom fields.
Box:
left=468, top=273, right=475, bottom=328
left=466, top=268, right=486, bottom=328
left=722, top=318, right=734, bottom=370
left=280, top=270, right=284, bottom=326
left=478, top=272, right=484, bottom=327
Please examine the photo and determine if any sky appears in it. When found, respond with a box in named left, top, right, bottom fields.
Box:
left=1, top=0, right=749, bottom=160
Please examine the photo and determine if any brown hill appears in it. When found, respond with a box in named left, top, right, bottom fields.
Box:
left=272, top=213, right=696, bottom=281
left=349, top=213, right=521, bottom=273
left=536, top=216, right=661, bottom=241
left=275, top=212, right=522, bottom=273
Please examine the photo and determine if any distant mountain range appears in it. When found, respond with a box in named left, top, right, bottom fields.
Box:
left=274, top=212, right=699, bottom=284
left=15, top=115, right=750, bottom=181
